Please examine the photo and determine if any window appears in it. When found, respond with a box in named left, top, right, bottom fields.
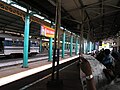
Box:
left=17, top=41, right=23, bottom=46
left=4, top=40, right=12, bottom=46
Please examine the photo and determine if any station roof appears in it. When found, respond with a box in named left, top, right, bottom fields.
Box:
left=0, top=1, right=41, bottom=37
left=1, top=0, right=120, bottom=41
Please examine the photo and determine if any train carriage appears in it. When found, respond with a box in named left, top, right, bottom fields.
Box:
left=0, top=33, right=39, bottom=56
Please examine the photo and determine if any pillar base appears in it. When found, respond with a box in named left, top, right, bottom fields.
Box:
left=47, top=79, right=63, bottom=88
left=21, top=66, right=28, bottom=68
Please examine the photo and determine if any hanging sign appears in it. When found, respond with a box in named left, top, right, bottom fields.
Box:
left=40, top=25, right=55, bottom=38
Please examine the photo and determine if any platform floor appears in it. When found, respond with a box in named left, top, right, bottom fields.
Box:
left=0, top=54, right=79, bottom=87
left=1, top=54, right=119, bottom=90
left=19, top=60, right=83, bottom=90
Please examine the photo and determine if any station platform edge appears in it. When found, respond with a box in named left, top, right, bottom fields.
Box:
left=0, top=55, right=79, bottom=87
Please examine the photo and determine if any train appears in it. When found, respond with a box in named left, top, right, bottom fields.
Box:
left=0, top=33, right=78, bottom=57
left=0, top=33, right=39, bottom=57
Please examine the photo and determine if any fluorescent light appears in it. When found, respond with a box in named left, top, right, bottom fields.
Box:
left=11, top=4, right=27, bottom=12
left=44, top=19, right=51, bottom=23
left=34, top=14, right=44, bottom=19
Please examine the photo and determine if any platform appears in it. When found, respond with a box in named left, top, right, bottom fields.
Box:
left=19, top=59, right=83, bottom=90
left=0, top=55, right=79, bottom=87
left=1, top=54, right=120, bottom=90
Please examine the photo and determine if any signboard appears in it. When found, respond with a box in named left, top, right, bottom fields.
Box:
left=40, top=25, right=55, bottom=38
left=99, top=43, right=110, bottom=51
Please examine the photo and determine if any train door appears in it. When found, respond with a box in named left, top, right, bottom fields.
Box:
left=0, top=38, right=4, bottom=54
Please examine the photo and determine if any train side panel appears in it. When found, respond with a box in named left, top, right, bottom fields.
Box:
left=4, top=46, right=23, bottom=55
left=30, top=39, right=39, bottom=54
left=0, top=34, right=40, bottom=56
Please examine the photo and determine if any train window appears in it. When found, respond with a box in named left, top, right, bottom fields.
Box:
left=36, top=42, right=38, bottom=47
left=18, top=41, right=23, bottom=46
left=31, top=42, right=38, bottom=47
left=4, top=40, right=12, bottom=46
left=29, top=41, right=39, bottom=47
left=14, top=41, right=18, bottom=46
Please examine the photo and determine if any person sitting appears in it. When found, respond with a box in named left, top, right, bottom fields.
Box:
left=111, top=52, right=120, bottom=77
left=102, top=49, right=115, bottom=81
left=96, top=49, right=105, bottom=63
left=102, top=49, right=114, bottom=70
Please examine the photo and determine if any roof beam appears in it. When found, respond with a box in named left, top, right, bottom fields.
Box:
left=105, top=4, right=120, bottom=9
left=78, top=0, right=95, bottom=40
left=84, top=9, right=120, bottom=23
left=67, top=0, right=109, bottom=13
left=109, top=0, right=120, bottom=36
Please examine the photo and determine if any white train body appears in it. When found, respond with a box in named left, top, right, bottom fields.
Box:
left=29, top=39, right=39, bottom=54
left=0, top=34, right=39, bottom=56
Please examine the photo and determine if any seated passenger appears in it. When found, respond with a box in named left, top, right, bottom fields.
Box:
left=102, top=49, right=115, bottom=82
left=96, top=49, right=105, bottom=63
left=111, top=52, right=120, bottom=77
left=102, top=49, right=114, bottom=70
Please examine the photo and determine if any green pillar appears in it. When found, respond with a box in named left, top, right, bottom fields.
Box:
left=86, top=41, right=88, bottom=54
left=62, top=32, right=65, bottom=58
left=70, top=35, right=73, bottom=56
left=93, top=42, right=95, bottom=51
left=48, top=38, right=52, bottom=61
left=23, top=13, right=30, bottom=68
left=40, top=38, right=42, bottom=53
left=90, top=42, right=92, bottom=53
left=87, top=41, right=90, bottom=53
left=75, top=37, right=78, bottom=55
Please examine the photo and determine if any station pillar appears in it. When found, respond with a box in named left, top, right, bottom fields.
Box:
left=90, top=42, right=92, bottom=53
left=39, top=38, right=42, bottom=53
left=70, top=34, right=73, bottom=56
left=23, top=13, right=30, bottom=68
left=92, top=42, right=95, bottom=51
left=48, top=37, right=52, bottom=61
left=62, top=31, right=65, bottom=58
left=75, top=37, right=78, bottom=55
left=86, top=41, right=90, bottom=54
